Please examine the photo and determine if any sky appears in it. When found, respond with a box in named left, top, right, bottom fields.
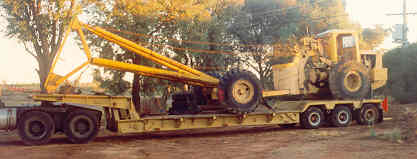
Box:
left=0, top=0, right=416, bottom=84
left=346, top=0, right=417, bottom=48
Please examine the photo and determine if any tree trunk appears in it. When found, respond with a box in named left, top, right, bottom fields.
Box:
left=132, top=54, right=141, bottom=114
left=37, top=55, right=53, bottom=93
left=205, top=28, right=216, bottom=71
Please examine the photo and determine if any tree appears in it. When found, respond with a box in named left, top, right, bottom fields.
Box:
left=226, top=0, right=307, bottom=89
left=383, top=43, right=417, bottom=103
left=169, top=1, right=240, bottom=73
left=86, top=0, right=236, bottom=112
left=295, top=0, right=360, bottom=36
left=360, top=25, right=389, bottom=50
left=0, top=0, right=76, bottom=92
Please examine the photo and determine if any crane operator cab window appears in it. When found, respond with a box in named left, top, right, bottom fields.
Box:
left=337, top=34, right=357, bottom=63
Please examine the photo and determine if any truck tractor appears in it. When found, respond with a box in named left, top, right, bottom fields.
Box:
left=270, top=30, right=387, bottom=100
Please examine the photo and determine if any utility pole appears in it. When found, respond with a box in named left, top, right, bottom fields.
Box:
left=387, top=0, right=417, bottom=46
left=403, top=0, right=408, bottom=45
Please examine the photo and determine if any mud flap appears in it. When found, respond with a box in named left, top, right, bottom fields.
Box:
left=382, top=97, right=389, bottom=112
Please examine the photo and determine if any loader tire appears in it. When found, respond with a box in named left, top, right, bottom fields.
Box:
left=329, top=61, right=371, bottom=99
left=220, top=69, right=262, bottom=113
left=18, top=111, right=55, bottom=146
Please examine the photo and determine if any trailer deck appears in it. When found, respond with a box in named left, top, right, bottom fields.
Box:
left=31, top=94, right=385, bottom=134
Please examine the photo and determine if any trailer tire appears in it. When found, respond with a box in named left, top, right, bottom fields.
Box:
left=18, top=111, right=55, bottom=146
left=64, top=110, right=99, bottom=144
left=330, top=106, right=352, bottom=127
left=329, top=61, right=371, bottom=99
left=220, top=69, right=262, bottom=113
left=356, top=104, right=379, bottom=125
left=301, top=107, right=324, bottom=129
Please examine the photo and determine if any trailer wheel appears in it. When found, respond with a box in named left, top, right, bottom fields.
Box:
left=18, top=111, right=55, bottom=146
left=301, top=107, right=324, bottom=129
left=64, top=110, right=99, bottom=144
left=356, top=104, right=379, bottom=125
left=330, top=106, right=352, bottom=127
left=220, top=69, right=262, bottom=113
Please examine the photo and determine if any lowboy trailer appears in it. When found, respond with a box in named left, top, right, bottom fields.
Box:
left=0, top=94, right=387, bottom=145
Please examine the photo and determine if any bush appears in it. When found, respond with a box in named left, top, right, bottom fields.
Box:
left=384, top=43, right=417, bottom=103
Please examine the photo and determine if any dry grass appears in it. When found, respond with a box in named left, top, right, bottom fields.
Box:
left=391, top=104, right=417, bottom=143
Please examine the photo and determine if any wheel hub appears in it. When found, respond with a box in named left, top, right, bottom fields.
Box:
left=75, top=119, right=90, bottom=135
left=309, top=112, right=321, bottom=126
left=70, top=116, right=94, bottom=138
left=232, top=80, right=254, bottom=104
left=29, top=121, right=45, bottom=137
left=337, top=111, right=349, bottom=124
left=344, top=71, right=362, bottom=92
left=364, top=109, right=376, bottom=121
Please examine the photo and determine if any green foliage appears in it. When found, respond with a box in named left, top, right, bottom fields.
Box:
left=0, top=0, right=75, bottom=91
left=85, top=0, right=238, bottom=97
left=93, top=69, right=129, bottom=95
left=226, top=0, right=300, bottom=89
left=84, top=0, right=381, bottom=97
left=297, top=0, right=360, bottom=34
left=226, top=0, right=356, bottom=89
left=383, top=43, right=417, bottom=103
left=87, top=2, right=164, bottom=97
left=360, top=25, right=389, bottom=50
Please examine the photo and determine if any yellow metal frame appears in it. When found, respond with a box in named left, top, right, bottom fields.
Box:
left=115, top=99, right=383, bottom=133
left=117, top=112, right=299, bottom=133
left=317, top=30, right=361, bottom=63
left=33, top=94, right=140, bottom=120
left=44, top=18, right=219, bottom=93
left=32, top=90, right=384, bottom=134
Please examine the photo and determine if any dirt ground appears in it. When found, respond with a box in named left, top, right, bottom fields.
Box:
left=0, top=90, right=416, bottom=159
left=1, top=121, right=416, bottom=159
